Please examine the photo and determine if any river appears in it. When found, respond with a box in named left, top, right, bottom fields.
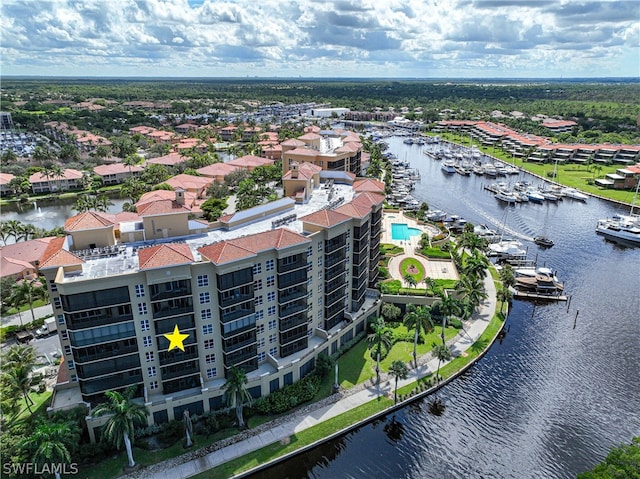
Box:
left=250, top=137, right=640, bottom=479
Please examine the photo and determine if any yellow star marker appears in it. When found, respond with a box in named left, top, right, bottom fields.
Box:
left=164, top=325, right=189, bottom=352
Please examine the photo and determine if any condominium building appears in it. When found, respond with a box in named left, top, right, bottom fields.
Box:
left=42, top=175, right=384, bottom=441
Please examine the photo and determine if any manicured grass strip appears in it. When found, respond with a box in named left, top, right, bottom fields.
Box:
left=195, top=397, right=393, bottom=479
left=399, top=257, right=425, bottom=281
left=380, top=243, right=404, bottom=255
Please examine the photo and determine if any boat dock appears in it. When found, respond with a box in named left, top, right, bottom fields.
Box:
left=510, top=288, right=568, bottom=302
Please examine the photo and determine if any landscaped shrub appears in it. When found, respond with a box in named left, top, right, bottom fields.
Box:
left=380, top=280, right=402, bottom=295
left=254, top=374, right=322, bottom=415
left=73, top=441, right=116, bottom=465
left=448, top=318, right=463, bottom=329
left=158, top=419, right=183, bottom=442
left=420, top=247, right=451, bottom=259
left=315, top=354, right=334, bottom=378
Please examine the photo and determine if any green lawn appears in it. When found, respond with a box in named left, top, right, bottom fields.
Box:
left=399, top=257, right=425, bottom=282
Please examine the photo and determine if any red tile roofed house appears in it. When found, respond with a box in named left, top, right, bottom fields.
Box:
left=73, top=132, right=112, bottom=152
left=29, top=168, right=83, bottom=194
left=38, top=237, right=84, bottom=272
left=283, top=162, right=322, bottom=203
left=196, top=162, right=239, bottom=184
left=64, top=211, right=116, bottom=251
left=241, top=126, right=262, bottom=141
left=299, top=209, right=351, bottom=231
left=136, top=196, right=207, bottom=240
left=137, top=190, right=200, bottom=213
left=219, top=125, right=237, bottom=141
left=227, top=155, right=274, bottom=172
left=138, top=243, right=194, bottom=270
left=542, top=119, right=577, bottom=133
left=175, top=138, right=207, bottom=154
left=261, top=143, right=282, bottom=160
left=280, top=138, right=306, bottom=154
left=146, top=130, right=177, bottom=144
left=0, top=237, right=55, bottom=279
left=129, top=125, right=158, bottom=136
left=93, top=163, right=143, bottom=185
left=163, top=174, right=213, bottom=197
left=175, top=123, right=199, bottom=135
left=145, top=152, right=189, bottom=167
left=0, top=172, right=16, bottom=196
left=353, top=178, right=386, bottom=195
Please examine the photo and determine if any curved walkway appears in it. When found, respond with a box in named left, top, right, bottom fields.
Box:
left=126, top=274, right=498, bottom=479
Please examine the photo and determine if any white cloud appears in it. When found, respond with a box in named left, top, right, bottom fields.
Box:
left=0, top=0, right=637, bottom=77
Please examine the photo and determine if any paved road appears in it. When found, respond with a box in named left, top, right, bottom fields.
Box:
left=0, top=304, right=53, bottom=328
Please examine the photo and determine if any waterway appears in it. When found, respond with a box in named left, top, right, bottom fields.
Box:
left=251, top=137, right=640, bottom=479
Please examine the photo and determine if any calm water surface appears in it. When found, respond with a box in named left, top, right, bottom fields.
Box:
left=252, top=137, right=640, bottom=479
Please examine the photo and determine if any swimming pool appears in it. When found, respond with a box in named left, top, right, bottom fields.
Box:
left=391, top=223, right=422, bottom=241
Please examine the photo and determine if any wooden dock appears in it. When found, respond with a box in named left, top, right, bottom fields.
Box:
left=512, top=290, right=568, bottom=302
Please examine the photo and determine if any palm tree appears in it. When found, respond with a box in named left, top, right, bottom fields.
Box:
left=432, top=343, right=452, bottom=383
left=2, top=344, right=39, bottom=413
left=497, top=286, right=513, bottom=314
left=223, top=367, right=253, bottom=429
left=498, top=263, right=516, bottom=289
left=455, top=275, right=488, bottom=309
left=389, top=360, right=409, bottom=404
left=11, top=278, right=47, bottom=323
left=368, top=317, right=393, bottom=384
left=3, top=219, right=24, bottom=244
left=91, top=386, right=149, bottom=468
left=20, top=420, right=79, bottom=479
left=422, top=276, right=436, bottom=296
left=403, top=306, right=434, bottom=368
left=403, top=273, right=417, bottom=291
left=462, top=250, right=490, bottom=280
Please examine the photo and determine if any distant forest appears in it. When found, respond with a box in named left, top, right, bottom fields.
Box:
left=1, top=78, right=639, bottom=143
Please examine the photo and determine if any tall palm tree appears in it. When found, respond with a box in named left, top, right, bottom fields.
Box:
left=432, top=343, right=452, bottom=383
left=20, top=420, right=79, bottom=479
left=455, top=274, right=488, bottom=309
left=422, top=276, right=436, bottom=296
left=91, top=386, right=149, bottom=468
left=3, top=219, right=24, bottom=244
left=223, top=367, right=253, bottom=429
left=368, top=317, right=393, bottom=384
left=2, top=345, right=39, bottom=413
left=403, top=274, right=417, bottom=291
left=499, top=263, right=516, bottom=289
left=403, top=306, right=434, bottom=368
left=462, top=250, right=490, bottom=280
left=497, top=286, right=513, bottom=314
left=389, top=360, right=409, bottom=404
left=11, top=278, right=47, bottom=323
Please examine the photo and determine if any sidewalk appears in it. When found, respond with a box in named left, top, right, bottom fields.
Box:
left=126, top=274, right=498, bottom=479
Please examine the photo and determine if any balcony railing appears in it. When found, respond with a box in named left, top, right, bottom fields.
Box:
left=279, top=301, right=306, bottom=319
left=66, top=313, right=133, bottom=331
left=150, top=285, right=192, bottom=302
left=74, top=341, right=138, bottom=364
left=79, top=371, right=142, bottom=395
left=161, top=362, right=199, bottom=381
left=278, top=287, right=307, bottom=305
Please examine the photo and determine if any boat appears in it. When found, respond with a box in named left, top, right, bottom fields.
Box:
left=514, top=267, right=564, bottom=294
left=527, top=189, right=545, bottom=204
left=441, top=159, right=456, bottom=174
left=595, top=181, right=640, bottom=246
left=483, top=164, right=497, bottom=178
left=487, top=239, right=527, bottom=260
left=540, top=190, right=559, bottom=202
left=495, top=191, right=518, bottom=205
left=426, top=209, right=447, bottom=222
left=562, top=188, right=588, bottom=202
left=533, top=236, right=554, bottom=248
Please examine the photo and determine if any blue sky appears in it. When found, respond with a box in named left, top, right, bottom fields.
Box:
left=1, top=0, right=638, bottom=78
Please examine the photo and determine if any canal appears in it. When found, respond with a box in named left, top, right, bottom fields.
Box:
left=250, top=137, right=640, bottom=479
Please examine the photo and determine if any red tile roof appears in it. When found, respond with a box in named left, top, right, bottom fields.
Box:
left=227, top=155, right=274, bottom=169
left=300, top=209, right=351, bottom=228
left=137, top=199, right=191, bottom=216
left=198, top=228, right=310, bottom=265
left=39, top=237, right=84, bottom=269
left=93, top=163, right=143, bottom=175
left=64, top=212, right=115, bottom=232
left=145, top=152, right=188, bottom=166
left=283, top=162, right=322, bottom=180
left=138, top=243, right=194, bottom=270
left=196, top=162, right=239, bottom=177
left=353, top=178, right=385, bottom=194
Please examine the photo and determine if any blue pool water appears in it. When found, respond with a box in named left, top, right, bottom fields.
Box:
left=391, top=223, right=422, bottom=240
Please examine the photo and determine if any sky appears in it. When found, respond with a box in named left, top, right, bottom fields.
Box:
left=1, top=0, right=639, bottom=79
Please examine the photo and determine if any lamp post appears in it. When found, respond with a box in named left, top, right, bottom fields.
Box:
left=332, top=363, right=340, bottom=394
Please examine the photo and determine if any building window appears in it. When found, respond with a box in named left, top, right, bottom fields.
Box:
left=146, top=351, right=154, bottom=362
left=318, top=242, right=323, bottom=253
left=266, top=259, right=274, bottom=271
left=255, top=295, right=264, bottom=306
left=71, top=375, right=78, bottom=382
left=199, top=292, right=211, bottom=304
left=307, top=246, right=313, bottom=257
left=205, top=354, right=215, bottom=364
left=206, top=367, right=217, bottom=379
left=149, top=381, right=159, bottom=390
left=307, top=261, right=312, bottom=272
left=318, top=298, right=322, bottom=306
left=258, top=351, right=266, bottom=362
left=64, top=346, right=71, bottom=355
left=254, top=279, right=263, bottom=291
left=68, top=360, right=75, bottom=369
left=267, top=291, right=276, bottom=302
left=202, top=324, right=213, bottom=335
left=204, top=339, right=214, bottom=349
left=201, top=308, right=212, bottom=321
left=268, top=319, right=277, bottom=330
left=308, top=329, right=313, bottom=337
left=269, top=334, right=277, bottom=344
left=318, top=284, right=322, bottom=293
left=49, top=280, right=58, bottom=292
left=53, top=297, right=62, bottom=309
left=253, top=263, right=262, bottom=275
left=60, top=330, right=69, bottom=340
left=266, top=276, right=275, bottom=287
left=258, top=337, right=265, bottom=348
left=255, top=310, right=264, bottom=321
left=268, top=306, right=276, bottom=316
left=256, top=323, right=265, bottom=334
left=138, top=303, right=148, bottom=315
left=318, top=271, right=322, bottom=280
left=57, top=314, right=65, bottom=325
left=135, top=284, right=145, bottom=297
left=147, top=366, right=156, bottom=377
left=197, top=274, right=209, bottom=287
left=143, top=335, right=152, bottom=347
left=317, top=257, right=323, bottom=266
left=140, top=320, right=150, bottom=331
left=269, top=347, right=278, bottom=356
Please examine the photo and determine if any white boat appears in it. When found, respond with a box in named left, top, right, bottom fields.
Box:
left=514, top=267, right=564, bottom=294
left=527, top=189, right=545, bottom=203
left=596, top=182, right=640, bottom=246
left=483, top=164, right=497, bottom=178
left=562, top=188, right=588, bottom=202
left=488, top=240, right=527, bottom=260
left=441, top=159, right=456, bottom=174
left=495, top=191, right=518, bottom=204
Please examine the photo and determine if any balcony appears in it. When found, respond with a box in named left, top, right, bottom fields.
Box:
left=74, top=340, right=138, bottom=364
left=278, top=287, right=307, bottom=305
left=152, top=298, right=193, bottom=319
left=76, top=354, right=140, bottom=378
left=66, top=313, right=133, bottom=331
left=223, top=334, right=257, bottom=354
left=325, top=277, right=347, bottom=294
left=280, top=314, right=307, bottom=332
left=154, top=315, right=195, bottom=336
left=224, top=345, right=257, bottom=368
left=325, top=240, right=346, bottom=255
left=219, top=290, right=254, bottom=308
left=217, top=269, right=253, bottom=292
left=159, top=345, right=199, bottom=366
left=277, top=269, right=307, bottom=289
left=325, top=254, right=346, bottom=269
left=161, top=361, right=199, bottom=381
left=70, top=327, right=136, bottom=348
left=279, top=301, right=306, bottom=319
left=150, top=283, right=192, bottom=302
left=221, top=307, right=254, bottom=324
left=326, top=263, right=346, bottom=281
left=277, top=256, right=307, bottom=274
left=79, top=370, right=142, bottom=395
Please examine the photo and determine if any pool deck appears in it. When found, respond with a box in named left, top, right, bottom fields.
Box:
left=382, top=211, right=459, bottom=286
